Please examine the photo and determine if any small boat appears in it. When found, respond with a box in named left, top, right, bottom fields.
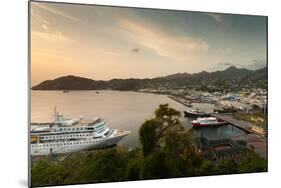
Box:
left=213, top=107, right=237, bottom=113
left=96, top=91, right=99, bottom=94
left=192, top=117, right=227, bottom=127
left=184, top=108, right=209, bottom=118
left=63, top=90, right=69, bottom=93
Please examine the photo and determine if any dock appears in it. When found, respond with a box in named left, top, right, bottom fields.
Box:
left=212, top=113, right=254, bottom=134
left=168, top=94, right=266, bottom=138
left=168, top=95, right=192, bottom=107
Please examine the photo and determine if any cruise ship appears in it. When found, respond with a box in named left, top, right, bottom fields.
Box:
left=30, top=107, right=130, bottom=156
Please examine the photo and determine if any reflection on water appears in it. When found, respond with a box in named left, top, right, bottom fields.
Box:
left=190, top=123, right=247, bottom=140
left=31, top=90, right=247, bottom=148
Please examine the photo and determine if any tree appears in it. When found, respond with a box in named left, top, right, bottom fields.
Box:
left=139, top=104, right=183, bottom=157
left=125, top=159, right=141, bottom=180
left=140, top=151, right=169, bottom=179
left=139, top=119, right=158, bottom=157
left=31, top=159, right=53, bottom=186
left=81, top=148, right=128, bottom=182
left=238, top=153, right=267, bottom=173
left=154, top=104, right=183, bottom=139
left=217, top=160, right=239, bottom=174
left=163, top=131, right=186, bottom=177
left=199, top=160, right=217, bottom=175
left=179, top=137, right=203, bottom=176
left=163, top=130, right=203, bottom=177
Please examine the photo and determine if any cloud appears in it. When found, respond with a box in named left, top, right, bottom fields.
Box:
left=210, top=60, right=266, bottom=71
left=31, top=4, right=49, bottom=25
left=205, top=13, right=223, bottom=22
left=221, top=62, right=234, bottom=67
left=41, top=24, right=49, bottom=31
left=247, top=59, right=266, bottom=70
left=31, top=3, right=73, bottom=44
left=98, top=49, right=122, bottom=58
left=33, top=3, right=87, bottom=24
left=115, top=18, right=208, bottom=62
left=32, top=31, right=72, bottom=43
left=208, top=62, right=236, bottom=71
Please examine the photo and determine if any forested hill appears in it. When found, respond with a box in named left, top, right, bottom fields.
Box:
left=32, top=66, right=267, bottom=91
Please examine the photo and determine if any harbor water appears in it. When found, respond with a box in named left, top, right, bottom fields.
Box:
left=31, top=90, right=247, bottom=148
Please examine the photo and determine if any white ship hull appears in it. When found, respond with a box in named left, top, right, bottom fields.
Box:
left=31, top=129, right=129, bottom=156
left=192, top=117, right=227, bottom=127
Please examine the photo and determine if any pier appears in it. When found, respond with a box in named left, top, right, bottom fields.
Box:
left=212, top=113, right=252, bottom=132
left=212, top=113, right=256, bottom=134
left=168, top=95, right=192, bottom=107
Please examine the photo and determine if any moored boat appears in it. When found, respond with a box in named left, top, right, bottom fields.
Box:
left=184, top=108, right=210, bottom=118
left=192, top=117, right=227, bottom=127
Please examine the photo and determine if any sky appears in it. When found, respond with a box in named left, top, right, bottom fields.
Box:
left=30, top=1, right=267, bottom=86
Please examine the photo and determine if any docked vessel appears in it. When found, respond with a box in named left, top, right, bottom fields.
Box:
left=184, top=108, right=210, bottom=118
left=213, top=106, right=237, bottom=114
left=30, top=107, right=130, bottom=156
left=192, top=117, right=227, bottom=127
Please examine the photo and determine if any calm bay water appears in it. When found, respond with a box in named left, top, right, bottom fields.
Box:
left=31, top=90, right=246, bottom=148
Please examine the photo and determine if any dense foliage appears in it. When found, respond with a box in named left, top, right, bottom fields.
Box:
left=31, top=104, right=267, bottom=187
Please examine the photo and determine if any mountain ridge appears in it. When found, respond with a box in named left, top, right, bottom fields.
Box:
left=32, top=66, right=267, bottom=91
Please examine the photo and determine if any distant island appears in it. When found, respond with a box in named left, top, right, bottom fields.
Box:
left=32, top=66, right=267, bottom=91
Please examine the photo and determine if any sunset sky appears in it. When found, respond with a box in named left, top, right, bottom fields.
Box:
left=30, top=1, right=267, bottom=86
